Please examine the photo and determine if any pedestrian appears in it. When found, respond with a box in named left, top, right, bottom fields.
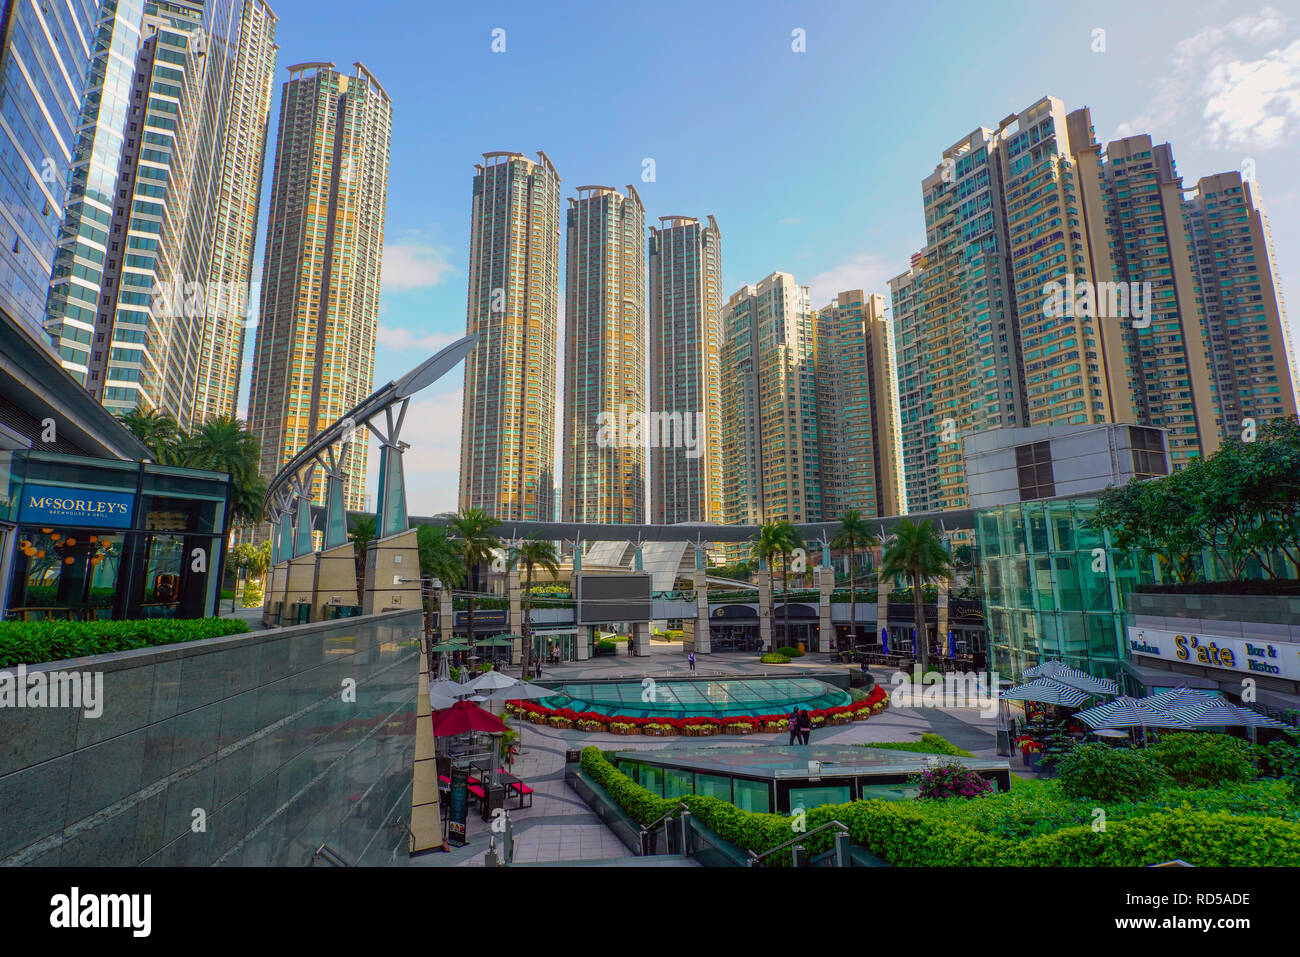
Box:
left=688, top=651, right=696, bottom=673
left=787, top=709, right=800, bottom=746
left=797, top=708, right=812, bottom=746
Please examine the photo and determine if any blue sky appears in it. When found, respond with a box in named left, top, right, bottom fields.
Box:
left=238, top=0, right=1300, bottom=515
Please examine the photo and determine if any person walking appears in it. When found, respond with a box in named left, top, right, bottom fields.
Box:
left=797, top=708, right=812, bottom=746
left=688, top=652, right=696, bottom=673
left=787, top=709, right=800, bottom=746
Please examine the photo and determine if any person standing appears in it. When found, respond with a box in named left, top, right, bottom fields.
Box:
left=787, top=709, right=800, bottom=746
left=688, top=652, right=696, bottom=673
left=797, top=708, right=812, bottom=746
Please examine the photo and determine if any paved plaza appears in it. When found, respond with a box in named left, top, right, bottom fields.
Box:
left=412, top=641, right=1003, bottom=867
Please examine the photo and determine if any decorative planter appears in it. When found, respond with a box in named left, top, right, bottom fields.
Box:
left=550, top=719, right=574, bottom=730
left=732, top=726, right=756, bottom=735
left=1023, top=751, right=1040, bottom=770
left=644, top=728, right=667, bottom=737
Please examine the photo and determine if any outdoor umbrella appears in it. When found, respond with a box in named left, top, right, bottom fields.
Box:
left=911, top=629, right=917, bottom=657
left=469, top=669, right=524, bottom=692
left=436, top=652, right=451, bottom=683
left=428, top=688, right=461, bottom=711
left=999, top=677, right=1090, bottom=708
left=429, top=700, right=509, bottom=736
left=880, top=628, right=889, bottom=656
left=1075, top=695, right=1195, bottom=731
left=476, top=679, right=554, bottom=759
left=431, top=640, right=470, bottom=653
left=1023, top=660, right=1118, bottom=695
left=947, top=631, right=956, bottom=658
left=1166, top=696, right=1288, bottom=730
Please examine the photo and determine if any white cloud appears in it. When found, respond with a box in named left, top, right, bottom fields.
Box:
left=1114, top=7, right=1300, bottom=150
left=806, top=252, right=897, bottom=307
left=1202, top=38, right=1300, bottom=148
left=363, top=388, right=463, bottom=516
left=381, top=241, right=455, bottom=293
left=376, top=324, right=459, bottom=354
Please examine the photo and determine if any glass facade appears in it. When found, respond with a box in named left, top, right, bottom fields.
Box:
left=1, top=450, right=230, bottom=620
left=976, top=496, right=1189, bottom=682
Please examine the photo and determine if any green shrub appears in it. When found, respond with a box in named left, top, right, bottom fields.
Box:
left=913, top=761, right=994, bottom=800
left=220, top=589, right=235, bottom=601
left=760, top=652, right=790, bottom=664
left=577, top=747, right=1300, bottom=867
left=1257, top=737, right=1300, bottom=802
left=1147, top=732, right=1256, bottom=787
left=240, top=581, right=264, bottom=607
left=775, top=645, right=804, bottom=658
left=863, top=734, right=974, bottom=757
left=0, top=617, right=252, bottom=667
left=595, top=639, right=616, bottom=652
left=1055, top=743, right=1170, bottom=803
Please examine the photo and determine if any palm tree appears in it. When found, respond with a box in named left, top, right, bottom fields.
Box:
left=415, top=523, right=466, bottom=673
left=119, top=409, right=183, bottom=464
left=750, top=521, right=801, bottom=647
left=831, top=509, right=871, bottom=651
left=348, top=513, right=376, bottom=599
left=510, top=536, right=560, bottom=678
left=449, top=508, right=501, bottom=660
left=179, top=415, right=264, bottom=526
left=878, top=519, right=953, bottom=671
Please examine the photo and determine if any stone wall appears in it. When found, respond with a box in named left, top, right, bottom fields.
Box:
left=0, top=609, right=421, bottom=866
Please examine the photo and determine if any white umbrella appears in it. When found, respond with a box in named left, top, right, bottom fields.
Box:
left=469, top=669, right=524, bottom=692
left=999, top=678, right=1090, bottom=707
left=436, top=652, right=450, bottom=683
left=478, top=680, right=554, bottom=762
left=1023, top=660, right=1118, bottom=695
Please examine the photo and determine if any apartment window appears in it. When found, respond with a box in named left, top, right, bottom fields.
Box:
left=1015, top=441, right=1055, bottom=501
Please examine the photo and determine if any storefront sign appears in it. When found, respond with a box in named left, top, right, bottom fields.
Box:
left=1127, top=626, right=1300, bottom=682
left=19, top=484, right=134, bottom=529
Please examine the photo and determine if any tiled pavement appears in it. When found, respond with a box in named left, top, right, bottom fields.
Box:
left=411, top=643, right=1004, bottom=867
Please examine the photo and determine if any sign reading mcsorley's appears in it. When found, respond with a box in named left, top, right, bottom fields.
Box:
left=1127, top=626, right=1300, bottom=683
left=18, top=483, right=134, bottom=529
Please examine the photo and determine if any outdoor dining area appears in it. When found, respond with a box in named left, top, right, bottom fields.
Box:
left=430, top=633, right=519, bottom=670
left=427, top=652, right=549, bottom=845
left=840, top=628, right=987, bottom=674
left=998, top=660, right=1289, bottom=771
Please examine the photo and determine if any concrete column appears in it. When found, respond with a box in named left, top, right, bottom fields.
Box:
left=876, top=577, right=891, bottom=649
left=692, top=568, right=710, bottom=654
left=631, top=621, right=651, bottom=657
left=757, top=568, right=773, bottom=651
left=508, top=566, right=522, bottom=666
left=313, top=541, right=357, bottom=620
left=817, top=565, right=834, bottom=653
left=936, top=577, right=950, bottom=658
left=576, top=626, right=592, bottom=660
left=411, top=635, right=443, bottom=852
left=362, top=527, right=421, bottom=615
left=439, top=586, right=453, bottom=642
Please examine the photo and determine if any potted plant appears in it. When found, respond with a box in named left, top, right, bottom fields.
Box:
left=1015, top=735, right=1043, bottom=769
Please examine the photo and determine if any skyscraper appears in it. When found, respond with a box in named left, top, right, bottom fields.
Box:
left=178, top=0, right=277, bottom=427
left=0, top=0, right=98, bottom=343
left=889, top=95, right=1297, bottom=512
left=247, top=62, right=392, bottom=508
left=720, top=271, right=821, bottom=526
left=648, top=214, right=721, bottom=524
left=561, top=184, right=646, bottom=524
left=1184, top=172, right=1299, bottom=438
left=45, top=0, right=148, bottom=376
left=816, top=291, right=905, bottom=518
left=44, top=0, right=277, bottom=426
left=459, top=151, right=561, bottom=522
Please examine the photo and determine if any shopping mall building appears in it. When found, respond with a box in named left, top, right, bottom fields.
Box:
left=0, top=309, right=232, bottom=622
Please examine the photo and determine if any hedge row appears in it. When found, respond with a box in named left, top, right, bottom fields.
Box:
left=0, top=617, right=252, bottom=668
left=579, top=746, right=1300, bottom=866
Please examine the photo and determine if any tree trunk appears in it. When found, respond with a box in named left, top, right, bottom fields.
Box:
left=912, top=571, right=929, bottom=671
left=465, top=562, right=477, bottom=666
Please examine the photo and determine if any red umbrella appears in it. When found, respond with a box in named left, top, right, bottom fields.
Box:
left=429, top=700, right=509, bottom=736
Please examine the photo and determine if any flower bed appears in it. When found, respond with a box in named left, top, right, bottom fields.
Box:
left=506, top=685, right=889, bottom=737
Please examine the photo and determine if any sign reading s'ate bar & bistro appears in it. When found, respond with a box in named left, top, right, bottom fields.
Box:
left=1128, top=626, right=1300, bottom=682
left=18, top=484, right=135, bottom=529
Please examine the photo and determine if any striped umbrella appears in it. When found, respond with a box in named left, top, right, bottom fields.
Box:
left=1142, top=687, right=1288, bottom=729
left=1023, top=660, right=1118, bottom=695
left=999, top=678, right=1090, bottom=707
left=1075, top=696, right=1196, bottom=730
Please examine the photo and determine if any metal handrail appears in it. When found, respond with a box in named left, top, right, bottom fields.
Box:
left=640, top=801, right=690, bottom=836
left=747, top=819, right=849, bottom=865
